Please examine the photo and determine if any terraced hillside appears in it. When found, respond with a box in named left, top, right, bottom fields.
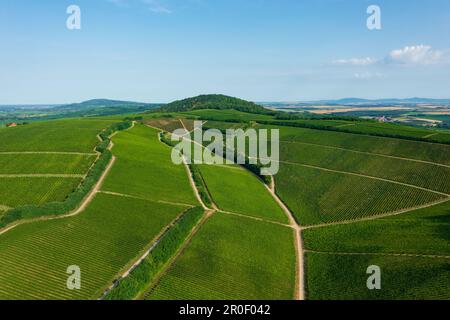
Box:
left=143, top=157, right=298, bottom=300
left=261, top=125, right=450, bottom=225
left=303, top=200, right=450, bottom=299
left=147, top=212, right=296, bottom=300
left=0, top=124, right=198, bottom=299
left=0, top=119, right=114, bottom=211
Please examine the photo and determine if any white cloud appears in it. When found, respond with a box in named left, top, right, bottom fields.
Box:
left=334, top=45, right=448, bottom=67
left=107, top=0, right=172, bottom=13
left=333, top=57, right=376, bottom=66
left=385, top=45, right=444, bottom=65
left=141, top=0, right=172, bottom=13
left=353, top=72, right=384, bottom=79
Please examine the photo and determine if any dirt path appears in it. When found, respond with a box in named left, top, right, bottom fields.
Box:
left=302, top=197, right=450, bottom=230
left=305, top=250, right=450, bottom=260
left=98, top=190, right=194, bottom=208
left=423, top=133, right=439, bottom=139
left=280, top=140, right=450, bottom=169
left=219, top=210, right=292, bottom=229
left=265, top=176, right=305, bottom=301
left=250, top=156, right=449, bottom=197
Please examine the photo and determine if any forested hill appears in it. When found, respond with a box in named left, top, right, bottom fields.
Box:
left=157, top=94, right=274, bottom=114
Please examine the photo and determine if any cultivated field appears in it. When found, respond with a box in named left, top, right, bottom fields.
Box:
left=101, top=125, right=198, bottom=205
left=198, top=164, right=288, bottom=224
left=0, top=154, right=96, bottom=174
left=303, top=197, right=450, bottom=299
left=0, top=193, right=185, bottom=299
left=0, top=177, right=82, bottom=208
left=305, top=253, right=450, bottom=300
left=147, top=212, right=296, bottom=300
left=0, top=124, right=199, bottom=299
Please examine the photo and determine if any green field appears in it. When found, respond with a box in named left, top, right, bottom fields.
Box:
left=279, top=141, right=450, bottom=194
left=0, top=119, right=114, bottom=153
left=303, top=200, right=450, bottom=256
left=276, top=163, right=444, bottom=225
left=147, top=212, right=296, bottom=300
left=102, top=125, right=197, bottom=205
left=0, top=193, right=185, bottom=299
left=0, top=124, right=200, bottom=299
left=303, top=198, right=450, bottom=300
left=305, top=253, right=450, bottom=300
left=0, top=154, right=96, bottom=174
left=268, top=125, right=450, bottom=166
left=0, top=177, right=82, bottom=208
left=198, top=164, right=288, bottom=224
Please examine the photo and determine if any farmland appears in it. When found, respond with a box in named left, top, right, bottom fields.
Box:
left=198, top=164, right=288, bottom=224
left=0, top=193, right=185, bottom=299
left=101, top=125, right=197, bottom=205
left=0, top=119, right=116, bottom=153
left=0, top=119, right=116, bottom=211
left=305, top=253, right=450, bottom=300
left=0, top=95, right=449, bottom=301
left=276, top=163, right=444, bottom=225
left=0, top=124, right=200, bottom=299
left=146, top=212, right=296, bottom=300
left=0, top=154, right=96, bottom=174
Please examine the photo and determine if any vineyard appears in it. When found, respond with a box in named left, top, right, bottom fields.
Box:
left=198, top=164, right=288, bottom=224
left=303, top=200, right=450, bottom=256
left=305, top=253, right=450, bottom=300
left=270, top=125, right=450, bottom=165
left=0, top=153, right=96, bottom=174
left=0, top=124, right=201, bottom=299
left=0, top=119, right=115, bottom=153
left=101, top=125, right=198, bottom=205
left=276, top=163, right=444, bottom=225
left=147, top=212, right=296, bottom=300
left=279, top=141, right=450, bottom=194
left=0, top=193, right=184, bottom=299
left=0, top=177, right=82, bottom=208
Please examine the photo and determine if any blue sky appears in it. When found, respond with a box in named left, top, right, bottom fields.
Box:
left=1, top=0, right=449, bottom=104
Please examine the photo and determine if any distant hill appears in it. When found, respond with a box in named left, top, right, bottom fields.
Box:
left=158, top=94, right=274, bottom=114
left=59, top=99, right=157, bottom=110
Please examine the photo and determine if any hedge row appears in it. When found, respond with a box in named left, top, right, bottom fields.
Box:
left=104, top=206, right=205, bottom=300
left=0, top=121, right=132, bottom=229
left=188, top=164, right=213, bottom=208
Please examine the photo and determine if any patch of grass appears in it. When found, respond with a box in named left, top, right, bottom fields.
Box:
left=147, top=212, right=296, bottom=300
